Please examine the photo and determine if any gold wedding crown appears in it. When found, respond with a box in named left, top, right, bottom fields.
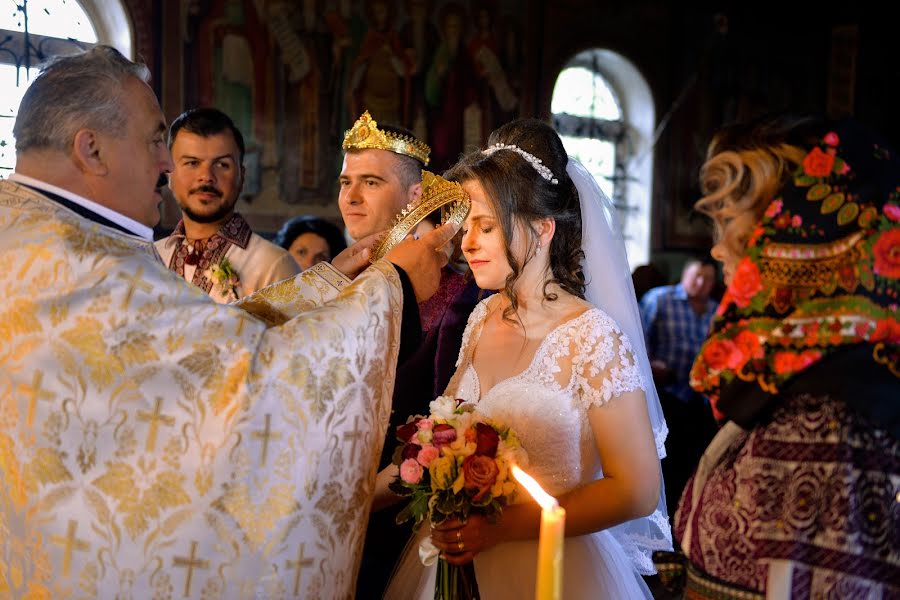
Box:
left=370, top=171, right=471, bottom=263
left=343, top=110, right=431, bottom=165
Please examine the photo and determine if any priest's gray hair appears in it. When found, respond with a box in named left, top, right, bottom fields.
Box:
left=14, top=45, right=151, bottom=153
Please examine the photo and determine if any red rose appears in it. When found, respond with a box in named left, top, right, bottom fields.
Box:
left=432, top=423, right=457, bottom=448
left=396, top=418, right=422, bottom=442
left=872, top=229, right=900, bottom=278
left=473, top=422, right=500, bottom=457
left=733, top=330, right=763, bottom=365
left=401, top=443, right=422, bottom=460
left=702, top=339, right=738, bottom=371
left=729, top=258, right=764, bottom=308
left=773, top=213, right=792, bottom=230
left=802, top=147, right=835, bottom=177
left=871, top=319, right=900, bottom=343
left=462, top=455, right=499, bottom=502
left=773, top=351, right=799, bottom=375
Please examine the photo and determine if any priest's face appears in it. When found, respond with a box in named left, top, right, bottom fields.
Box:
left=338, top=149, right=419, bottom=240
left=97, top=78, right=173, bottom=227
left=169, top=130, right=244, bottom=225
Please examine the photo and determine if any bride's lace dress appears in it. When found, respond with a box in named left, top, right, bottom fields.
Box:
left=384, top=297, right=667, bottom=599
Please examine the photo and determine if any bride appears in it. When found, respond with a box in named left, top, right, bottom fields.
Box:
left=379, top=119, right=672, bottom=599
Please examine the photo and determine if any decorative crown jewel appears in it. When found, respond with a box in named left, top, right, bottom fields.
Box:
left=370, top=170, right=470, bottom=263
left=482, top=143, right=559, bottom=184
left=343, top=110, right=431, bottom=165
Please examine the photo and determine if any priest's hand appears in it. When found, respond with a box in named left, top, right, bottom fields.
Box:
left=387, top=222, right=459, bottom=302
left=331, top=231, right=383, bottom=279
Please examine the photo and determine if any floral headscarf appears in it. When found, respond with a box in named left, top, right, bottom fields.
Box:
left=690, top=120, right=900, bottom=423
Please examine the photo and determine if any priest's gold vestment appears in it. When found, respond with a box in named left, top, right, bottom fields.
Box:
left=0, top=180, right=402, bottom=599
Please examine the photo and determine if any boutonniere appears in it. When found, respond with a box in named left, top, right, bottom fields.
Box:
left=207, top=256, right=241, bottom=301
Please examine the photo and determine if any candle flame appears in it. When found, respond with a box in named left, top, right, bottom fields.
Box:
left=511, top=465, right=558, bottom=510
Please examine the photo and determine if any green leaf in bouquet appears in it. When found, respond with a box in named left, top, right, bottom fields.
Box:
left=395, top=491, right=429, bottom=526
left=388, top=478, right=414, bottom=497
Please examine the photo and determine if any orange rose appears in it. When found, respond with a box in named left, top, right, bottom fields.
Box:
left=462, top=455, right=499, bottom=502
left=702, top=339, right=738, bottom=371
left=729, top=258, right=764, bottom=308
left=802, top=147, right=835, bottom=177
left=872, top=229, right=900, bottom=279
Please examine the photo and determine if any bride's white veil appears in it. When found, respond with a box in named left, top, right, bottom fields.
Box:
left=568, top=157, right=673, bottom=573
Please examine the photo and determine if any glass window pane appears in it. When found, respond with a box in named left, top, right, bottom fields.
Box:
left=0, top=0, right=97, bottom=42
left=551, top=67, right=620, bottom=120
left=0, top=64, right=40, bottom=177
left=559, top=135, right=616, bottom=200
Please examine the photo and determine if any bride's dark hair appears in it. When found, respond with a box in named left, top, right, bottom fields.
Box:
left=445, top=118, right=585, bottom=318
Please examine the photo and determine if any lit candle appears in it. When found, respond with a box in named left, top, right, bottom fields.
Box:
left=512, top=465, right=565, bottom=600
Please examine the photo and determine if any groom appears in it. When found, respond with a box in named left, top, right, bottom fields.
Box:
left=0, top=46, right=456, bottom=598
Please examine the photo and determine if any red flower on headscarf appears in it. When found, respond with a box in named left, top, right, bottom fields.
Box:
left=802, top=147, right=835, bottom=177
left=872, top=228, right=900, bottom=278
left=728, top=258, right=764, bottom=308
left=884, top=204, right=900, bottom=223
left=733, top=330, right=764, bottom=364
left=702, top=339, right=738, bottom=371
left=871, top=318, right=900, bottom=343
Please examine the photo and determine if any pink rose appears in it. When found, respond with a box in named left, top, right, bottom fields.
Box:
left=823, top=132, right=840, bottom=147
left=432, top=423, right=457, bottom=448
left=416, top=419, right=434, bottom=431
left=416, top=445, right=440, bottom=467
left=400, top=458, right=424, bottom=484
left=764, top=199, right=783, bottom=218
left=884, top=204, right=900, bottom=223
left=791, top=215, right=803, bottom=228
left=462, top=455, right=499, bottom=502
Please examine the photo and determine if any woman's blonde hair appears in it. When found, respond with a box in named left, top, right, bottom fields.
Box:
left=694, top=118, right=817, bottom=281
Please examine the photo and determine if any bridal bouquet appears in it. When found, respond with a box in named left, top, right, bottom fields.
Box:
left=390, top=395, right=527, bottom=599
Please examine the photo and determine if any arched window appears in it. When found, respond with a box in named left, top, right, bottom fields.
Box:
left=0, top=0, right=134, bottom=176
left=551, top=49, right=655, bottom=269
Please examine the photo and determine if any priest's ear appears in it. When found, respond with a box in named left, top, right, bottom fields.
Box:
left=72, top=128, right=110, bottom=176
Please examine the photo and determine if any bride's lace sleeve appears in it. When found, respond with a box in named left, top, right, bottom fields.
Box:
left=571, top=309, right=647, bottom=411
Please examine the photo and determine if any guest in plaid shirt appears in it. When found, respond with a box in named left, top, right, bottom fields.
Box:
left=639, top=258, right=719, bottom=511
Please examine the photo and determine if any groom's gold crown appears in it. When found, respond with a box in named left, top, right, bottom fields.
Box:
left=342, top=111, right=431, bottom=165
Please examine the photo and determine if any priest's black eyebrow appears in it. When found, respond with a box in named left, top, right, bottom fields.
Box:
left=177, top=153, right=237, bottom=162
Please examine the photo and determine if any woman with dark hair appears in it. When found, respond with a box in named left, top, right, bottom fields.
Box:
left=656, top=117, right=900, bottom=598
left=273, top=214, right=347, bottom=270
left=380, top=119, right=672, bottom=599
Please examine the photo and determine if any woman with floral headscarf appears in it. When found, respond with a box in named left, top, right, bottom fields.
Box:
left=655, top=117, right=899, bottom=598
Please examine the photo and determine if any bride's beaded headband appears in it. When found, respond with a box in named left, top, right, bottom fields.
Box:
left=482, top=143, right=559, bottom=184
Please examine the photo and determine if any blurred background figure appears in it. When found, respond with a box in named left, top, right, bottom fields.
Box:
left=640, top=257, right=720, bottom=512
left=632, top=262, right=667, bottom=302
left=274, top=214, right=348, bottom=270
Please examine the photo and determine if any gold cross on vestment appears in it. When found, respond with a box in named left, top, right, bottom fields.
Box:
left=137, top=397, right=176, bottom=452
left=286, top=542, right=314, bottom=596
left=343, top=415, right=364, bottom=464
left=118, top=267, right=152, bottom=310
left=173, top=540, right=209, bottom=597
left=251, top=413, right=282, bottom=466
left=21, top=370, right=55, bottom=427
left=51, top=519, right=90, bottom=576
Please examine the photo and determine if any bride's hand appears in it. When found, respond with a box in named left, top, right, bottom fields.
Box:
left=430, top=515, right=503, bottom=565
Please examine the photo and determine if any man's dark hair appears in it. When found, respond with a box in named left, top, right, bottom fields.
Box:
left=683, top=256, right=718, bottom=273
left=168, top=107, right=245, bottom=163
left=377, top=123, right=425, bottom=190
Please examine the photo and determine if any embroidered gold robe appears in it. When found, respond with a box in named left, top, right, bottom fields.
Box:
left=0, top=180, right=402, bottom=599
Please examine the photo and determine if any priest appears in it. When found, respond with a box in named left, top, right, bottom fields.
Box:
left=0, top=45, right=456, bottom=598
